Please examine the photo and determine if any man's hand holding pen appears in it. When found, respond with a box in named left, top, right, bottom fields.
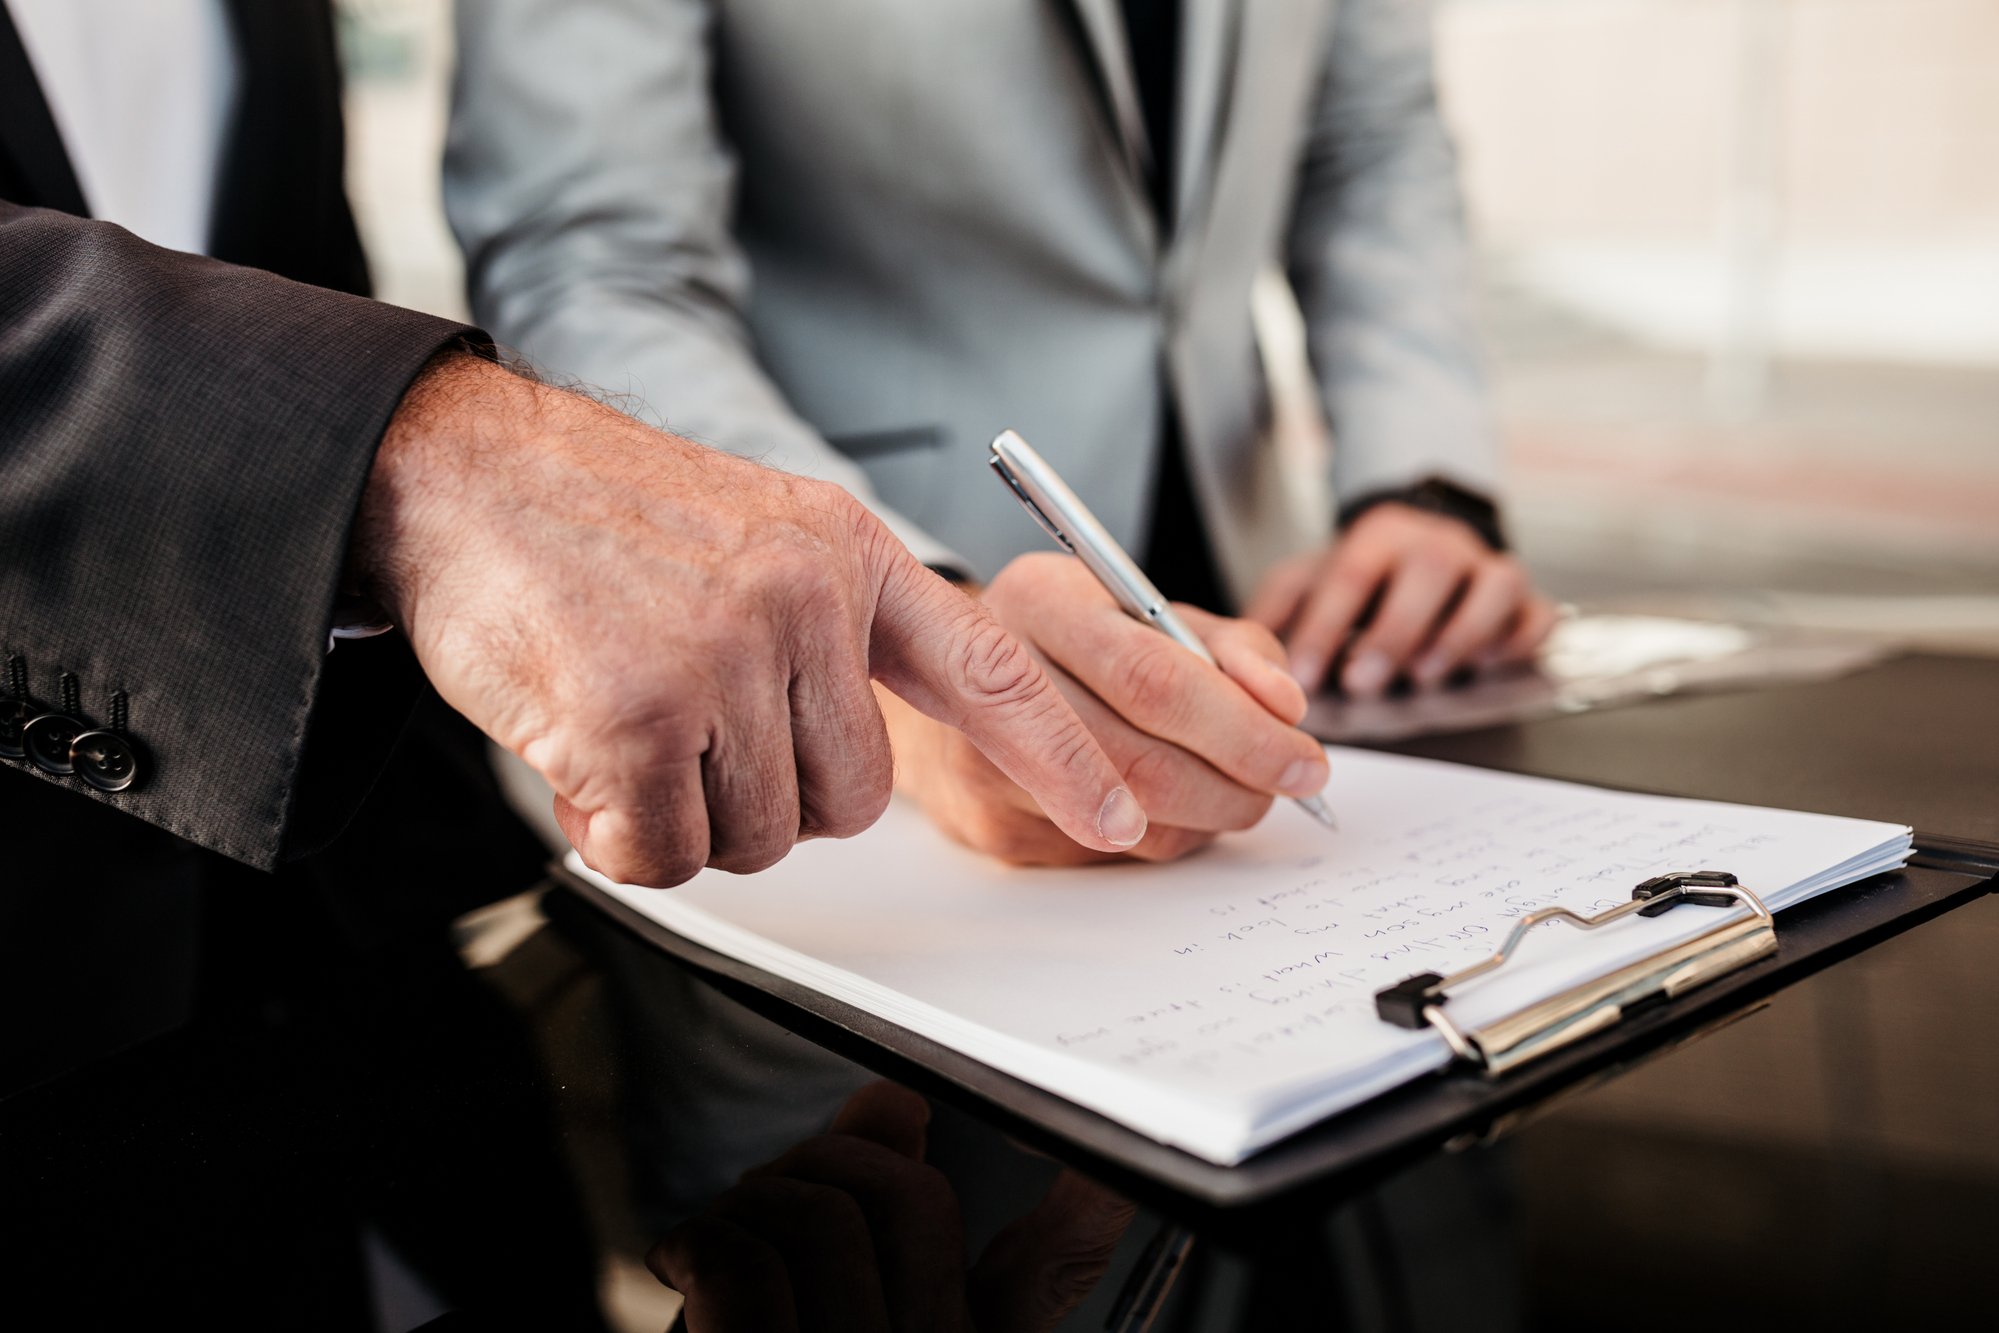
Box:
left=875, top=553, right=1331, bottom=865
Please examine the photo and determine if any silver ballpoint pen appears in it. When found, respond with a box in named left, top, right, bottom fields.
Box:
left=987, top=429, right=1338, bottom=831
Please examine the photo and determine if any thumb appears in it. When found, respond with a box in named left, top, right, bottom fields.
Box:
left=868, top=555, right=1146, bottom=854
left=967, top=1170, right=1138, bottom=1333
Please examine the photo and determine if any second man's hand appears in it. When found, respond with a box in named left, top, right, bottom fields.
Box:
left=347, top=353, right=1145, bottom=887
left=878, top=552, right=1332, bottom=865
left=1248, top=503, right=1558, bottom=699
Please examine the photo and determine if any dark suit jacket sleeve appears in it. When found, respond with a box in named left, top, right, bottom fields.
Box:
left=0, top=202, right=478, bottom=870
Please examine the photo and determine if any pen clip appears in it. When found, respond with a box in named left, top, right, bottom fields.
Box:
left=988, top=453, right=1078, bottom=555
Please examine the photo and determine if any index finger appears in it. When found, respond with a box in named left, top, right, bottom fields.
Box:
left=1036, top=601, right=1328, bottom=800
left=868, top=556, right=1147, bottom=854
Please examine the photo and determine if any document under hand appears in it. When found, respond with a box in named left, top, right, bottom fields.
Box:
left=569, top=749, right=1911, bottom=1165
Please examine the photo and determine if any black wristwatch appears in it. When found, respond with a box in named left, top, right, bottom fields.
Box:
left=1337, top=477, right=1507, bottom=553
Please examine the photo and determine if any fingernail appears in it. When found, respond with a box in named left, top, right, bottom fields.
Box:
left=1343, top=650, right=1393, bottom=699
left=1097, top=786, right=1147, bottom=848
left=1288, top=654, right=1324, bottom=692
left=1279, top=757, right=1329, bottom=797
left=1413, top=653, right=1449, bottom=687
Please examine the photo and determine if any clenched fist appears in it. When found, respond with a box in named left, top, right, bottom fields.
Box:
left=349, top=353, right=1143, bottom=886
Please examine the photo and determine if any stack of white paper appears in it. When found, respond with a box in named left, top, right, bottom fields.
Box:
left=570, top=748, right=1910, bottom=1165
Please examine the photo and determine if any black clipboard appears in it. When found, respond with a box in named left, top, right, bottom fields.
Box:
left=550, top=859, right=1988, bottom=1235
left=548, top=653, right=1998, bottom=1235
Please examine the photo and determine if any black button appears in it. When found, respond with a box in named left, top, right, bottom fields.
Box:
left=23, top=713, right=84, bottom=775
left=71, top=729, right=141, bottom=793
left=0, top=699, right=31, bottom=759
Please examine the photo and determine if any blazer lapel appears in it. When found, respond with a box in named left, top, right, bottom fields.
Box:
left=1172, top=0, right=1242, bottom=238
left=1063, top=0, right=1153, bottom=188
left=0, top=7, right=88, bottom=214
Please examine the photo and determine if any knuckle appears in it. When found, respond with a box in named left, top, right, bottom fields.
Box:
left=1119, top=742, right=1189, bottom=805
left=842, top=789, right=897, bottom=840
left=816, top=767, right=894, bottom=840
left=1011, top=550, right=1071, bottom=587
left=1403, top=548, right=1465, bottom=585
left=1226, top=619, right=1287, bottom=663
left=1114, top=640, right=1190, bottom=722
left=709, top=838, right=789, bottom=876
left=842, top=493, right=907, bottom=572
left=953, top=616, right=1043, bottom=706
left=650, top=847, right=708, bottom=887
left=708, top=796, right=798, bottom=873
left=1323, top=557, right=1380, bottom=597
left=609, top=822, right=709, bottom=888
left=817, top=476, right=867, bottom=520
left=587, top=825, right=693, bottom=889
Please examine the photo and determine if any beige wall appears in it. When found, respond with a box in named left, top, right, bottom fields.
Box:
left=341, top=1, right=1999, bottom=362
left=1437, top=0, right=1999, bottom=364
left=1439, top=0, right=1999, bottom=244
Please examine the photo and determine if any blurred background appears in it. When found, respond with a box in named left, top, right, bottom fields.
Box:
left=331, top=3, right=1997, bottom=1327
left=339, top=0, right=1999, bottom=649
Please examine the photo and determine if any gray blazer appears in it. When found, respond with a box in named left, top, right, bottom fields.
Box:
left=447, top=0, right=1496, bottom=600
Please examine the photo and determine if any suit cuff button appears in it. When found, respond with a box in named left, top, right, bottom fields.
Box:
left=72, top=730, right=141, bottom=792
left=23, top=712, right=84, bottom=775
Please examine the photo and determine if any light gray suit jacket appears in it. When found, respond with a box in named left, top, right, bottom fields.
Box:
left=446, top=0, right=1496, bottom=601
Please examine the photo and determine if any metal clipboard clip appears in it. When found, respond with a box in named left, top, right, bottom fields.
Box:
left=1373, top=870, right=1777, bottom=1076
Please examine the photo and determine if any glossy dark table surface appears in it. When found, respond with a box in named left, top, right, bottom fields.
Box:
left=7, top=654, right=1996, bottom=1331
left=1379, top=653, right=1999, bottom=872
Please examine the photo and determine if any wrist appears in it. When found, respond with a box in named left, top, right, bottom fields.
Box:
left=347, top=348, right=531, bottom=629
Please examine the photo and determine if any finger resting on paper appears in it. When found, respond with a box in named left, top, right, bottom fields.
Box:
left=1340, top=557, right=1467, bottom=699
left=1282, top=546, right=1391, bottom=692
left=1409, top=559, right=1529, bottom=688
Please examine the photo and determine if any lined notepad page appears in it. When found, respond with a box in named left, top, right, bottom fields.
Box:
left=572, top=749, right=1910, bottom=1164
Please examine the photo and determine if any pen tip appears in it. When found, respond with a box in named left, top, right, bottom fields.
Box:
left=1298, top=795, right=1339, bottom=831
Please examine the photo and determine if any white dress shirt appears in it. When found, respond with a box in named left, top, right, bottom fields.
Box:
left=8, top=0, right=238, bottom=256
